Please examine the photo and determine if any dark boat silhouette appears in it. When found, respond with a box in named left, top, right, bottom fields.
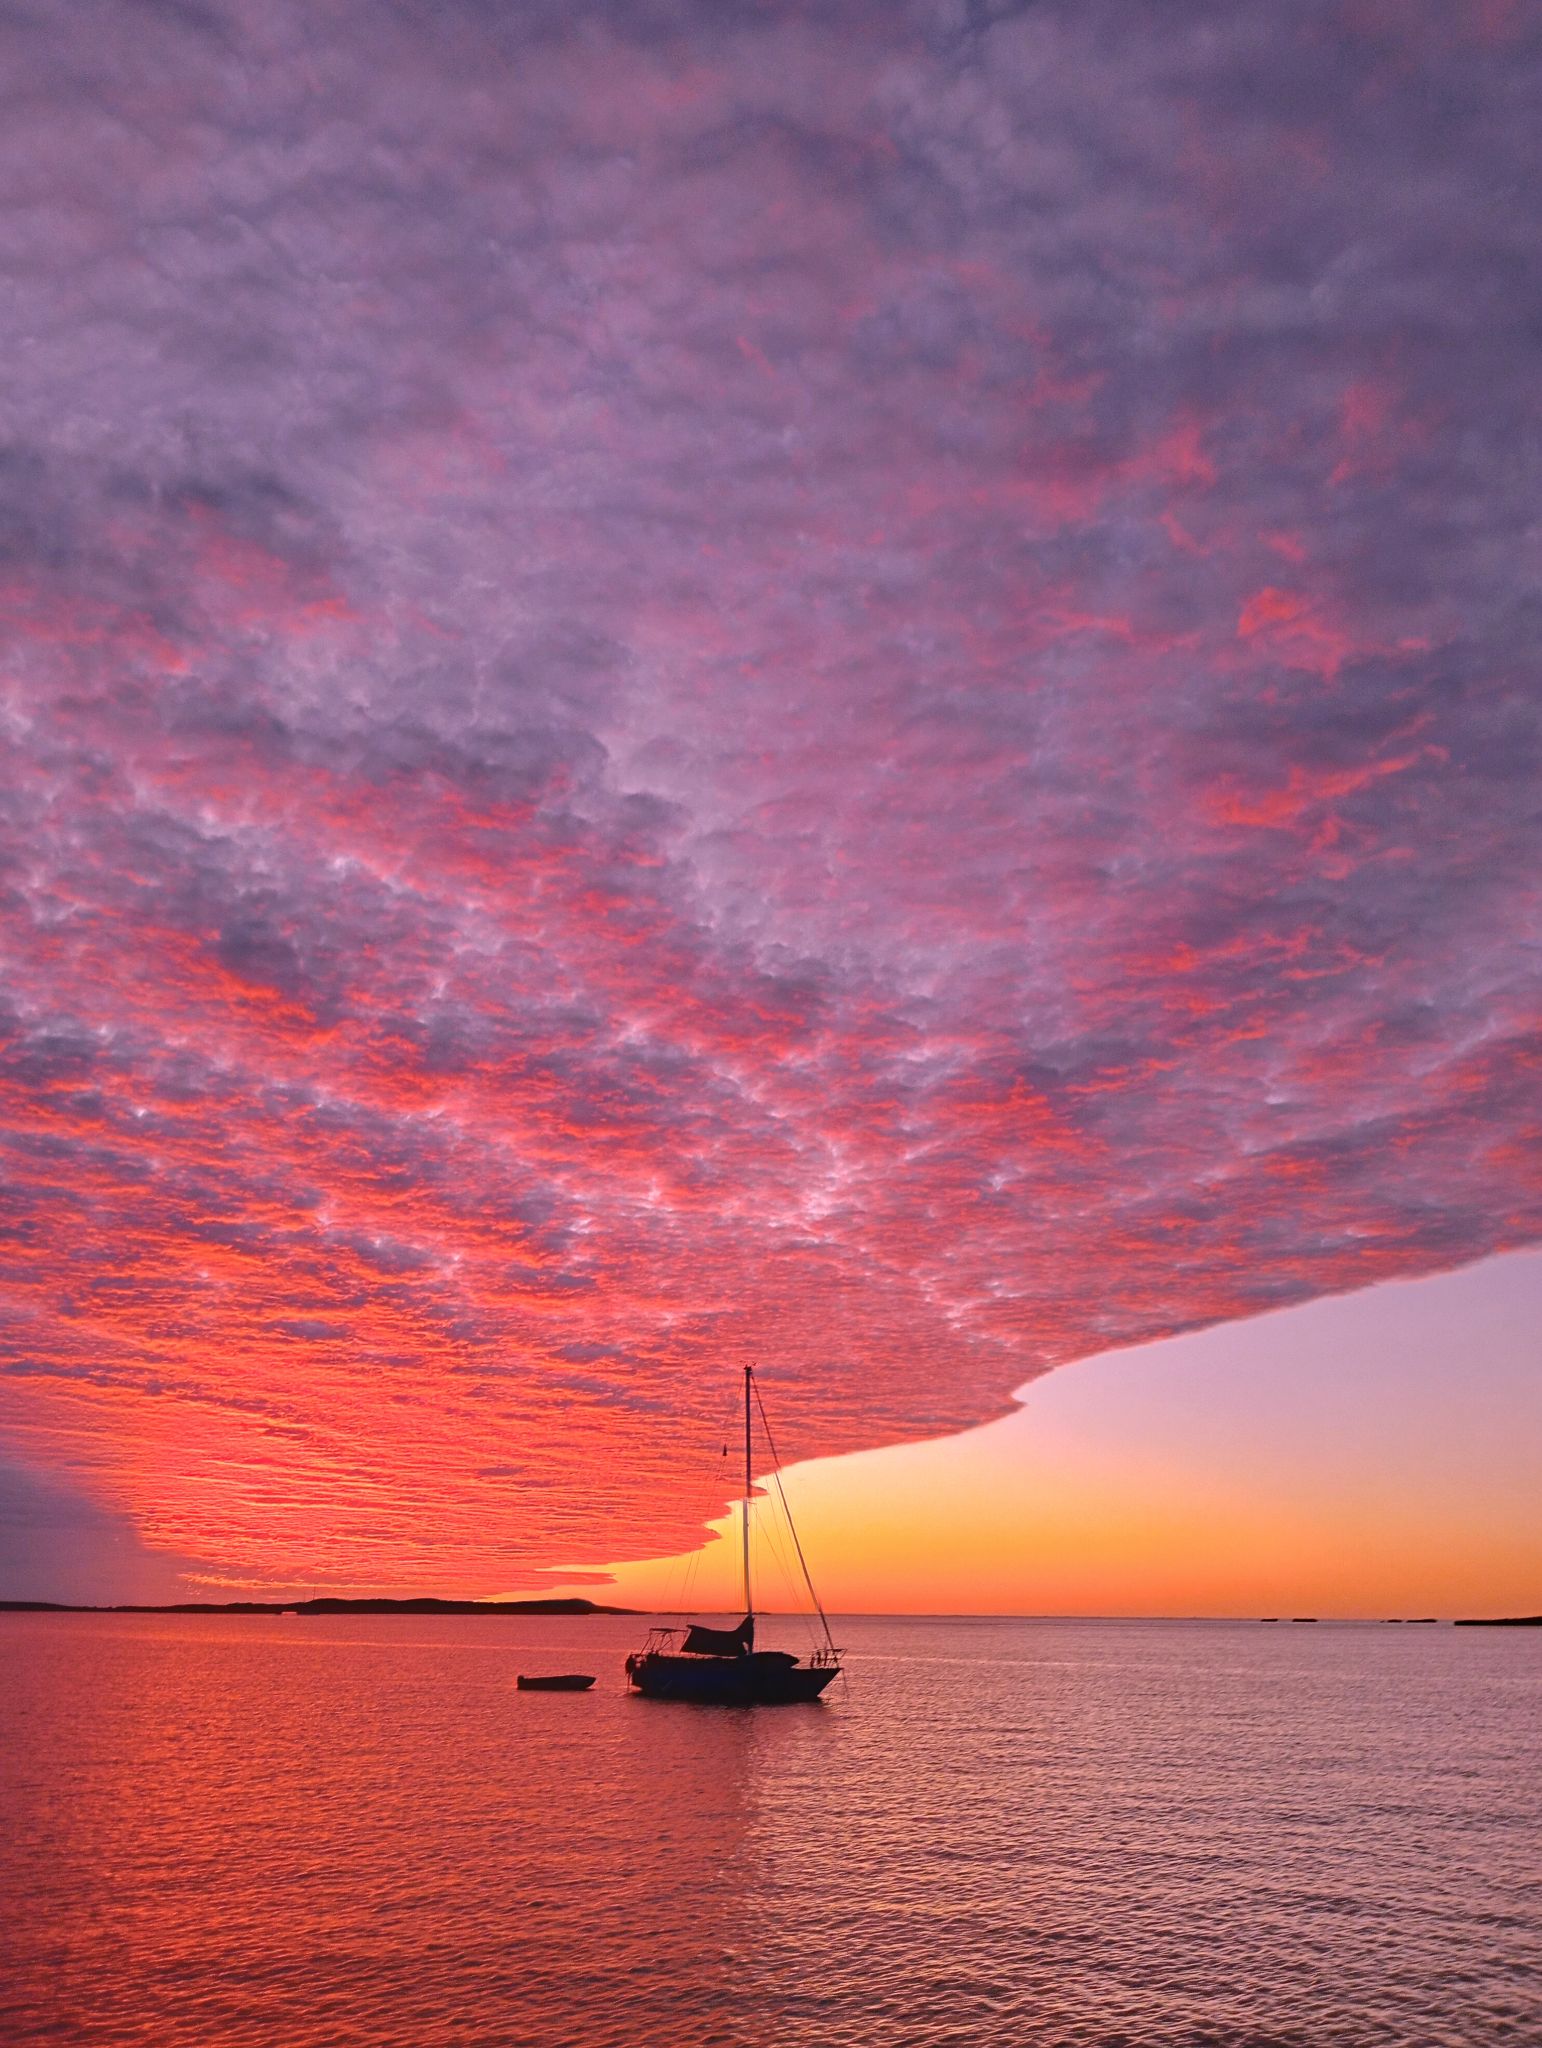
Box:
left=625, top=1367, right=841, bottom=1706
left=516, top=1673, right=596, bottom=1691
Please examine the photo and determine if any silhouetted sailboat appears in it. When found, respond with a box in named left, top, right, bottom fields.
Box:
left=624, top=1367, right=842, bottom=1705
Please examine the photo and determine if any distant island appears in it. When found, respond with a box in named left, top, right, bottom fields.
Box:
left=0, top=1596, right=635, bottom=1616
left=1454, top=1614, right=1542, bottom=1627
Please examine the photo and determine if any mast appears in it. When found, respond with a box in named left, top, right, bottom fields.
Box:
left=742, top=1364, right=754, bottom=1627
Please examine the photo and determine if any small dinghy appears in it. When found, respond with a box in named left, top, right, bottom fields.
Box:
left=516, top=1673, right=596, bottom=1692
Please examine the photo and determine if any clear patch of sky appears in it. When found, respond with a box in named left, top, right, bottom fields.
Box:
left=575, top=1251, right=1542, bottom=1619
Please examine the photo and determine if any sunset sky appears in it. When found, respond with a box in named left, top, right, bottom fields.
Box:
left=587, top=1251, right=1542, bottom=1618
left=1, top=1, right=1537, bottom=1612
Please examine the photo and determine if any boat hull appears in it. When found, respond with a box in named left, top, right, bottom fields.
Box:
left=626, top=1651, right=837, bottom=1705
left=516, top=1674, right=596, bottom=1691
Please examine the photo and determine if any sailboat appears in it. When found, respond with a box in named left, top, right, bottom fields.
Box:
left=624, top=1366, right=842, bottom=1705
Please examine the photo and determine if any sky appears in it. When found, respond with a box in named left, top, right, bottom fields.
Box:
left=0, top=0, right=1538, bottom=1607
left=584, top=1251, right=1542, bottom=1618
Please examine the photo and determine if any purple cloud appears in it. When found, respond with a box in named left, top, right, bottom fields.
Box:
left=0, top=0, right=1537, bottom=1593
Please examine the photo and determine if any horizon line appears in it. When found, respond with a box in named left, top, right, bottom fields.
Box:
left=3, top=1598, right=1536, bottom=1626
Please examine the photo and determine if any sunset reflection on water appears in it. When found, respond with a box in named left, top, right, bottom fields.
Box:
left=5, top=1614, right=1537, bottom=2046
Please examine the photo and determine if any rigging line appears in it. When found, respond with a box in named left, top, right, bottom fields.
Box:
left=770, top=1529, right=822, bottom=1656
left=677, top=1528, right=701, bottom=1620
left=756, top=1493, right=808, bottom=1628
left=751, top=1374, right=839, bottom=1656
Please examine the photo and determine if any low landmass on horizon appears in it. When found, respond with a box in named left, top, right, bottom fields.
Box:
left=5, top=1601, right=1537, bottom=1625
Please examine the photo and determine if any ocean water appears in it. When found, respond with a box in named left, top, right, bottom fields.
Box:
left=1, top=1613, right=1536, bottom=2047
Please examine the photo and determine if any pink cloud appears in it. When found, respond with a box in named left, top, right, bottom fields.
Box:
left=0, top=0, right=1536, bottom=1595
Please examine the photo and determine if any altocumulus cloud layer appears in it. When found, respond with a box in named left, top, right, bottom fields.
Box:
left=0, top=0, right=1538, bottom=1593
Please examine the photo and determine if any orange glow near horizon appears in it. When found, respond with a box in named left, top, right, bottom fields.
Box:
left=568, top=1255, right=1542, bottom=1619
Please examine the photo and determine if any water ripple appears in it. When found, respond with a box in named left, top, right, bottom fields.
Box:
left=3, top=1615, right=1538, bottom=2046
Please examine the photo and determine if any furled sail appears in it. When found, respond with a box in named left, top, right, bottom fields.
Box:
left=682, top=1616, right=755, bottom=1656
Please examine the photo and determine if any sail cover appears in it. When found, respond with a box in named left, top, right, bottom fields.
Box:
left=682, top=1616, right=755, bottom=1656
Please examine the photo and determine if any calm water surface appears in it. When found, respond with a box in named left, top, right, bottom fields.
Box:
left=2, top=1614, right=1537, bottom=2046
